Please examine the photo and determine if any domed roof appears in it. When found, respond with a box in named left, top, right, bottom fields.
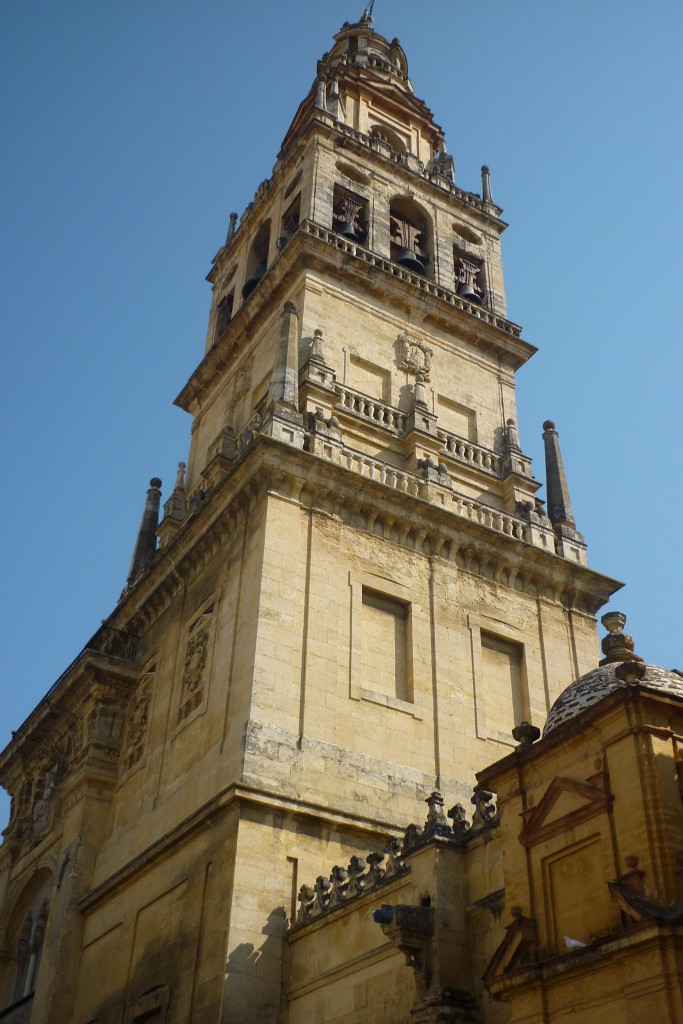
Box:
left=544, top=611, right=683, bottom=736
left=544, top=660, right=683, bottom=735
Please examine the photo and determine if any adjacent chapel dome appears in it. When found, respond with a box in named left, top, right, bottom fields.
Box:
left=544, top=613, right=683, bottom=735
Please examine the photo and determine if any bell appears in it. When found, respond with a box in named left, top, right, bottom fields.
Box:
left=336, top=220, right=359, bottom=241
left=395, top=247, right=426, bottom=275
left=456, top=280, right=482, bottom=304
left=242, top=260, right=267, bottom=299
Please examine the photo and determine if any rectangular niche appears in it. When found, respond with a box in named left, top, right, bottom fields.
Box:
left=349, top=572, right=422, bottom=718
left=348, top=353, right=392, bottom=404
left=437, top=394, right=477, bottom=441
left=361, top=589, right=410, bottom=702
left=469, top=615, right=528, bottom=746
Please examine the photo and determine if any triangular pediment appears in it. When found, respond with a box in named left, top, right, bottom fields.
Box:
left=519, top=776, right=611, bottom=848
left=483, top=913, right=538, bottom=994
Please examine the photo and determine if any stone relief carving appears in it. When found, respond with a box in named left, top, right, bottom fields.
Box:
left=124, top=673, right=153, bottom=772
left=178, top=606, right=214, bottom=723
left=397, top=333, right=433, bottom=381
left=31, top=762, right=59, bottom=838
left=232, top=357, right=254, bottom=404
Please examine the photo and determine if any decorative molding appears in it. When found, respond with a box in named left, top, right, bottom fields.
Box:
left=398, top=333, right=433, bottom=381
left=518, top=776, right=612, bottom=849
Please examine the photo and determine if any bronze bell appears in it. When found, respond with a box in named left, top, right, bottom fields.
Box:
left=336, top=220, right=359, bottom=241
left=395, top=246, right=425, bottom=275
left=242, top=260, right=267, bottom=299
left=456, top=280, right=482, bottom=304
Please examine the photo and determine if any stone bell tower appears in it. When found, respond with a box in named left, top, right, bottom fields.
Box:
left=0, top=11, right=622, bottom=1024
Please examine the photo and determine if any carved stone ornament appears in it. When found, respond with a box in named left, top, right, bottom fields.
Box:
left=31, top=762, right=59, bottom=838
left=130, top=683, right=151, bottom=743
left=183, top=628, right=209, bottom=694
left=398, top=333, right=433, bottom=382
left=232, top=357, right=253, bottom=404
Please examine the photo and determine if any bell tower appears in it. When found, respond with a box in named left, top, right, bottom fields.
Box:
left=0, top=11, right=622, bottom=1024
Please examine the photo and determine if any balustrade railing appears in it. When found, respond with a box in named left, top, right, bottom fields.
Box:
left=299, top=221, right=522, bottom=338
left=334, top=384, right=406, bottom=432
left=335, top=444, right=528, bottom=542
left=332, top=124, right=490, bottom=213
left=436, top=429, right=502, bottom=476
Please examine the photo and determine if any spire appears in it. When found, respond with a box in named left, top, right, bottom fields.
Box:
left=127, top=478, right=162, bottom=586
left=542, top=420, right=575, bottom=528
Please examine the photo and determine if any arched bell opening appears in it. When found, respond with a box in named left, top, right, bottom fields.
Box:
left=278, top=194, right=301, bottom=251
left=453, top=245, right=486, bottom=306
left=213, top=290, right=234, bottom=345
left=332, top=185, right=368, bottom=243
left=389, top=197, right=432, bottom=277
left=242, top=220, right=271, bottom=299
left=369, top=124, right=407, bottom=155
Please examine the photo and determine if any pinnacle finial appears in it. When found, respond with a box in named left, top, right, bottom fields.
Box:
left=542, top=420, right=576, bottom=528
left=600, top=611, right=643, bottom=665
left=126, top=478, right=162, bottom=587
left=481, top=165, right=493, bottom=203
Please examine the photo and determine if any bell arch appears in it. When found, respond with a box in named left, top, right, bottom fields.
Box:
left=242, top=219, right=271, bottom=299
left=369, top=123, right=407, bottom=155
left=389, top=195, right=433, bottom=277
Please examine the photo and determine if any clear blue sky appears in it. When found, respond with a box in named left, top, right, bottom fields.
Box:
left=2, top=1, right=682, bottom=826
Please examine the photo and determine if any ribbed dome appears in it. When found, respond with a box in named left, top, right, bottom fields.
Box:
left=544, top=661, right=683, bottom=736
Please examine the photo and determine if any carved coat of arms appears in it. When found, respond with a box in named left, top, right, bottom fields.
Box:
left=397, top=333, right=433, bottom=381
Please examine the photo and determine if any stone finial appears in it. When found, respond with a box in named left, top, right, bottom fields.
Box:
left=600, top=612, right=644, bottom=665
left=481, top=165, right=493, bottom=203
left=542, top=420, right=576, bottom=528
left=267, top=302, right=300, bottom=409
left=414, top=372, right=428, bottom=409
left=512, top=721, right=541, bottom=747
left=174, top=462, right=186, bottom=491
left=127, top=478, right=162, bottom=586
left=310, top=328, right=325, bottom=361
left=505, top=418, right=521, bottom=452
left=226, top=212, right=238, bottom=244
left=315, top=75, right=328, bottom=111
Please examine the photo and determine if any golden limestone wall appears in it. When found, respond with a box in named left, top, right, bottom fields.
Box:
left=480, top=688, right=683, bottom=1023
left=245, top=484, right=600, bottom=815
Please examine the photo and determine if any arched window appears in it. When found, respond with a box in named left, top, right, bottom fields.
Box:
left=214, top=291, right=234, bottom=343
left=370, top=124, right=406, bottom=155
left=4, top=875, right=52, bottom=1009
left=389, top=197, right=432, bottom=277
left=242, top=220, right=271, bottom=299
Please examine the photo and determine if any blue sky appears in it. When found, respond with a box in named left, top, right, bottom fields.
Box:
left=2, top=1, right=682, bottom=826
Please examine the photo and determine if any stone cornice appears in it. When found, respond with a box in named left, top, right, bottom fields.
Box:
left=0, top=655, right=137, bottom=784
left=176, top=222, right=533, bottom=416
left=115, top=436, right=619, bottom=654
left=78, top=780, right=403, bottom=915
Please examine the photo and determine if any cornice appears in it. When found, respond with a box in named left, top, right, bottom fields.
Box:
left=176, top=223, right=533, bottom=417
left=79, top=779, right=402, bottom=914
left=0, top=656, right=137, bottom=782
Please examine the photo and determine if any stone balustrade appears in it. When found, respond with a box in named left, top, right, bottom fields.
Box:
left=334, top=384, right=407, bottom=432
left=332, top=123, right=489, bottom=213
left=436, top=428, right=502, bottom=476
left=299, top=221, right=522, bottom=338
left=335, top=443, right=528, bottom=542
left=340, top=447, right=422, bottom=497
